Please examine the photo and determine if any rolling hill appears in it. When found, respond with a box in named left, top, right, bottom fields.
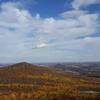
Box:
left=0, top=62, right=100, bottom=100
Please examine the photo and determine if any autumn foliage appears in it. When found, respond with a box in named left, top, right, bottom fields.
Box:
left=0, top=62, right=100, bottom=100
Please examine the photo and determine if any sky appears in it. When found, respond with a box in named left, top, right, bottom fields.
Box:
left=0, top=0, right=100, bottom=63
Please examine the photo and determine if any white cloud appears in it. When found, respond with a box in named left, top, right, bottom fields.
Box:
left=36, top=13, right=40, bottom=20
left=61, top=10, right=88, bottom=18
left=0, top=2, right=100, bottom=62
left=72, top=0, right=100, bottom=10
left=36, top=43, right=48, bottom=48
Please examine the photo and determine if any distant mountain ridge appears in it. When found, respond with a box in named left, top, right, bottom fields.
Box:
left=50, top=63, right=100, bottom=77
left=1, top=62, right=100, bottom=77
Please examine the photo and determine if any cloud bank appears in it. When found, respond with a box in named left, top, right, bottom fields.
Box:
left=72, top=0, right=100, bottom=10
left=0, top=0, right=100, bottom=62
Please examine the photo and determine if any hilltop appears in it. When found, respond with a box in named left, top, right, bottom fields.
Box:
left=0, top=62, right=63, bottom=79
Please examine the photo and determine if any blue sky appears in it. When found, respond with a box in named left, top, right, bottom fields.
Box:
left=0, top=0, right=100, bottom=63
